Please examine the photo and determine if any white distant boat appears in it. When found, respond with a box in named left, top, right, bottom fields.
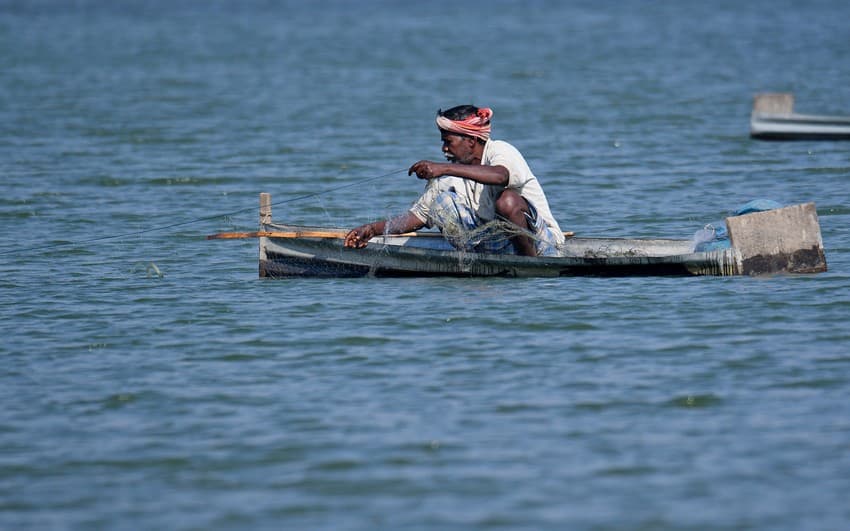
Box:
left=750, top=93, right=850, bottom=140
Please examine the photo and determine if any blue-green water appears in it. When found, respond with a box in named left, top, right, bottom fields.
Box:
left=2, top=1, right=850, bottom=529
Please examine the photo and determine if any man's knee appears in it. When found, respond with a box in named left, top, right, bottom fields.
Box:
left=495, top=190, right=529, bottom=220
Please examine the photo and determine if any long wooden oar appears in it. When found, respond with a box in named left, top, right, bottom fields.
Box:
left=207, top=229, right=574, bottom=240
left=207, top=229, right=425, bottom=240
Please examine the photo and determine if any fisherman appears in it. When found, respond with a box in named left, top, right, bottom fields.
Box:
left=344, top=105, right=565, bottom=256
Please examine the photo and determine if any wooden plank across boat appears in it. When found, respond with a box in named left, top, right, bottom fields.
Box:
left=750, top=93, right=850, bottom=140
left=207, top=193, right=827, bottom=278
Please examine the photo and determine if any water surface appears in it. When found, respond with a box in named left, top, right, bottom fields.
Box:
left=2, top=1, right=849, bottom=529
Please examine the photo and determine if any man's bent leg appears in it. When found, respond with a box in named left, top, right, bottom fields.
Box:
left=494, top=189, right=537, bottom=256
left=525, top=203, right=561, bottom=257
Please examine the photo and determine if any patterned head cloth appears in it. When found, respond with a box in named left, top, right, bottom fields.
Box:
left=435, top=107, right=493, bottom=141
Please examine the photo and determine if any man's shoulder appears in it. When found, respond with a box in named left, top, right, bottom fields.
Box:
left=486, top=138, right=519, bottom=154
left=487, top=139, right=514, bottom=150
left=484, top=139, right=525, bottom=161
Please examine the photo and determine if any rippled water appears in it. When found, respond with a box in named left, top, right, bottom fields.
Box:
left=2, top=1, right=850, bottom=529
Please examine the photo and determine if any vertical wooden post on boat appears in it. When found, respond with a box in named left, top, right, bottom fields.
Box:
left=753, top=93, right=794, bottom=115
left=260, top=192, right=272, bottom=225
left=726, top=202, right=827, bottom=275
left=259, top=192, right=271, bottom=277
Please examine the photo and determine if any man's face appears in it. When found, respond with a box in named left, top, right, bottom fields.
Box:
left=440, top=131, right=476, bottom=165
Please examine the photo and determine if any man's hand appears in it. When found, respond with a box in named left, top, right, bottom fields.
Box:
left=408, top=160, right=445, bottom=180
left=344, top=214, right=421, bottom=249
left=344, top=223, right=376, bottom=248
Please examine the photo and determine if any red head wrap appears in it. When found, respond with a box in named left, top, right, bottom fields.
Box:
left=435, top=107, right=493, bottom=141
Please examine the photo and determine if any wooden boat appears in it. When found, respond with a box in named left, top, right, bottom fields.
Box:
left=207, top=194, right=827, bottom=278
left=750, top=93, right=850, bottom=140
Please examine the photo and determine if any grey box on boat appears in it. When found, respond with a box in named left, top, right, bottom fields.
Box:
left=727, top=202, right=827, bottom=275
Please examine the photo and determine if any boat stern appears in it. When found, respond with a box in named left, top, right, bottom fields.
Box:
left=726, top=202, right=827, bottom=275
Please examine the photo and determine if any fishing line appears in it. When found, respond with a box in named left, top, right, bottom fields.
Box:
left=0, top=168, right=407, bottom=257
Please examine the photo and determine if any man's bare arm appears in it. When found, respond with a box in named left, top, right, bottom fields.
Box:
left=344, top=211, right=425, bottom=248
left=408, top=160, right=509, bottom=186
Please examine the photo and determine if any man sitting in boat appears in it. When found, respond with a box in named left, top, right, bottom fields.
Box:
left=344, top=105, right=565, bottom=256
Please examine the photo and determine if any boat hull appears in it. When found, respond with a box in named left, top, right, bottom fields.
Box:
left=749, top=94, right=850, bottom=140
left=208, top=195, right=825, bottom=279
left=258, top=231, right=739, bottom=278
left=750, top=113, right=850, bottom=140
